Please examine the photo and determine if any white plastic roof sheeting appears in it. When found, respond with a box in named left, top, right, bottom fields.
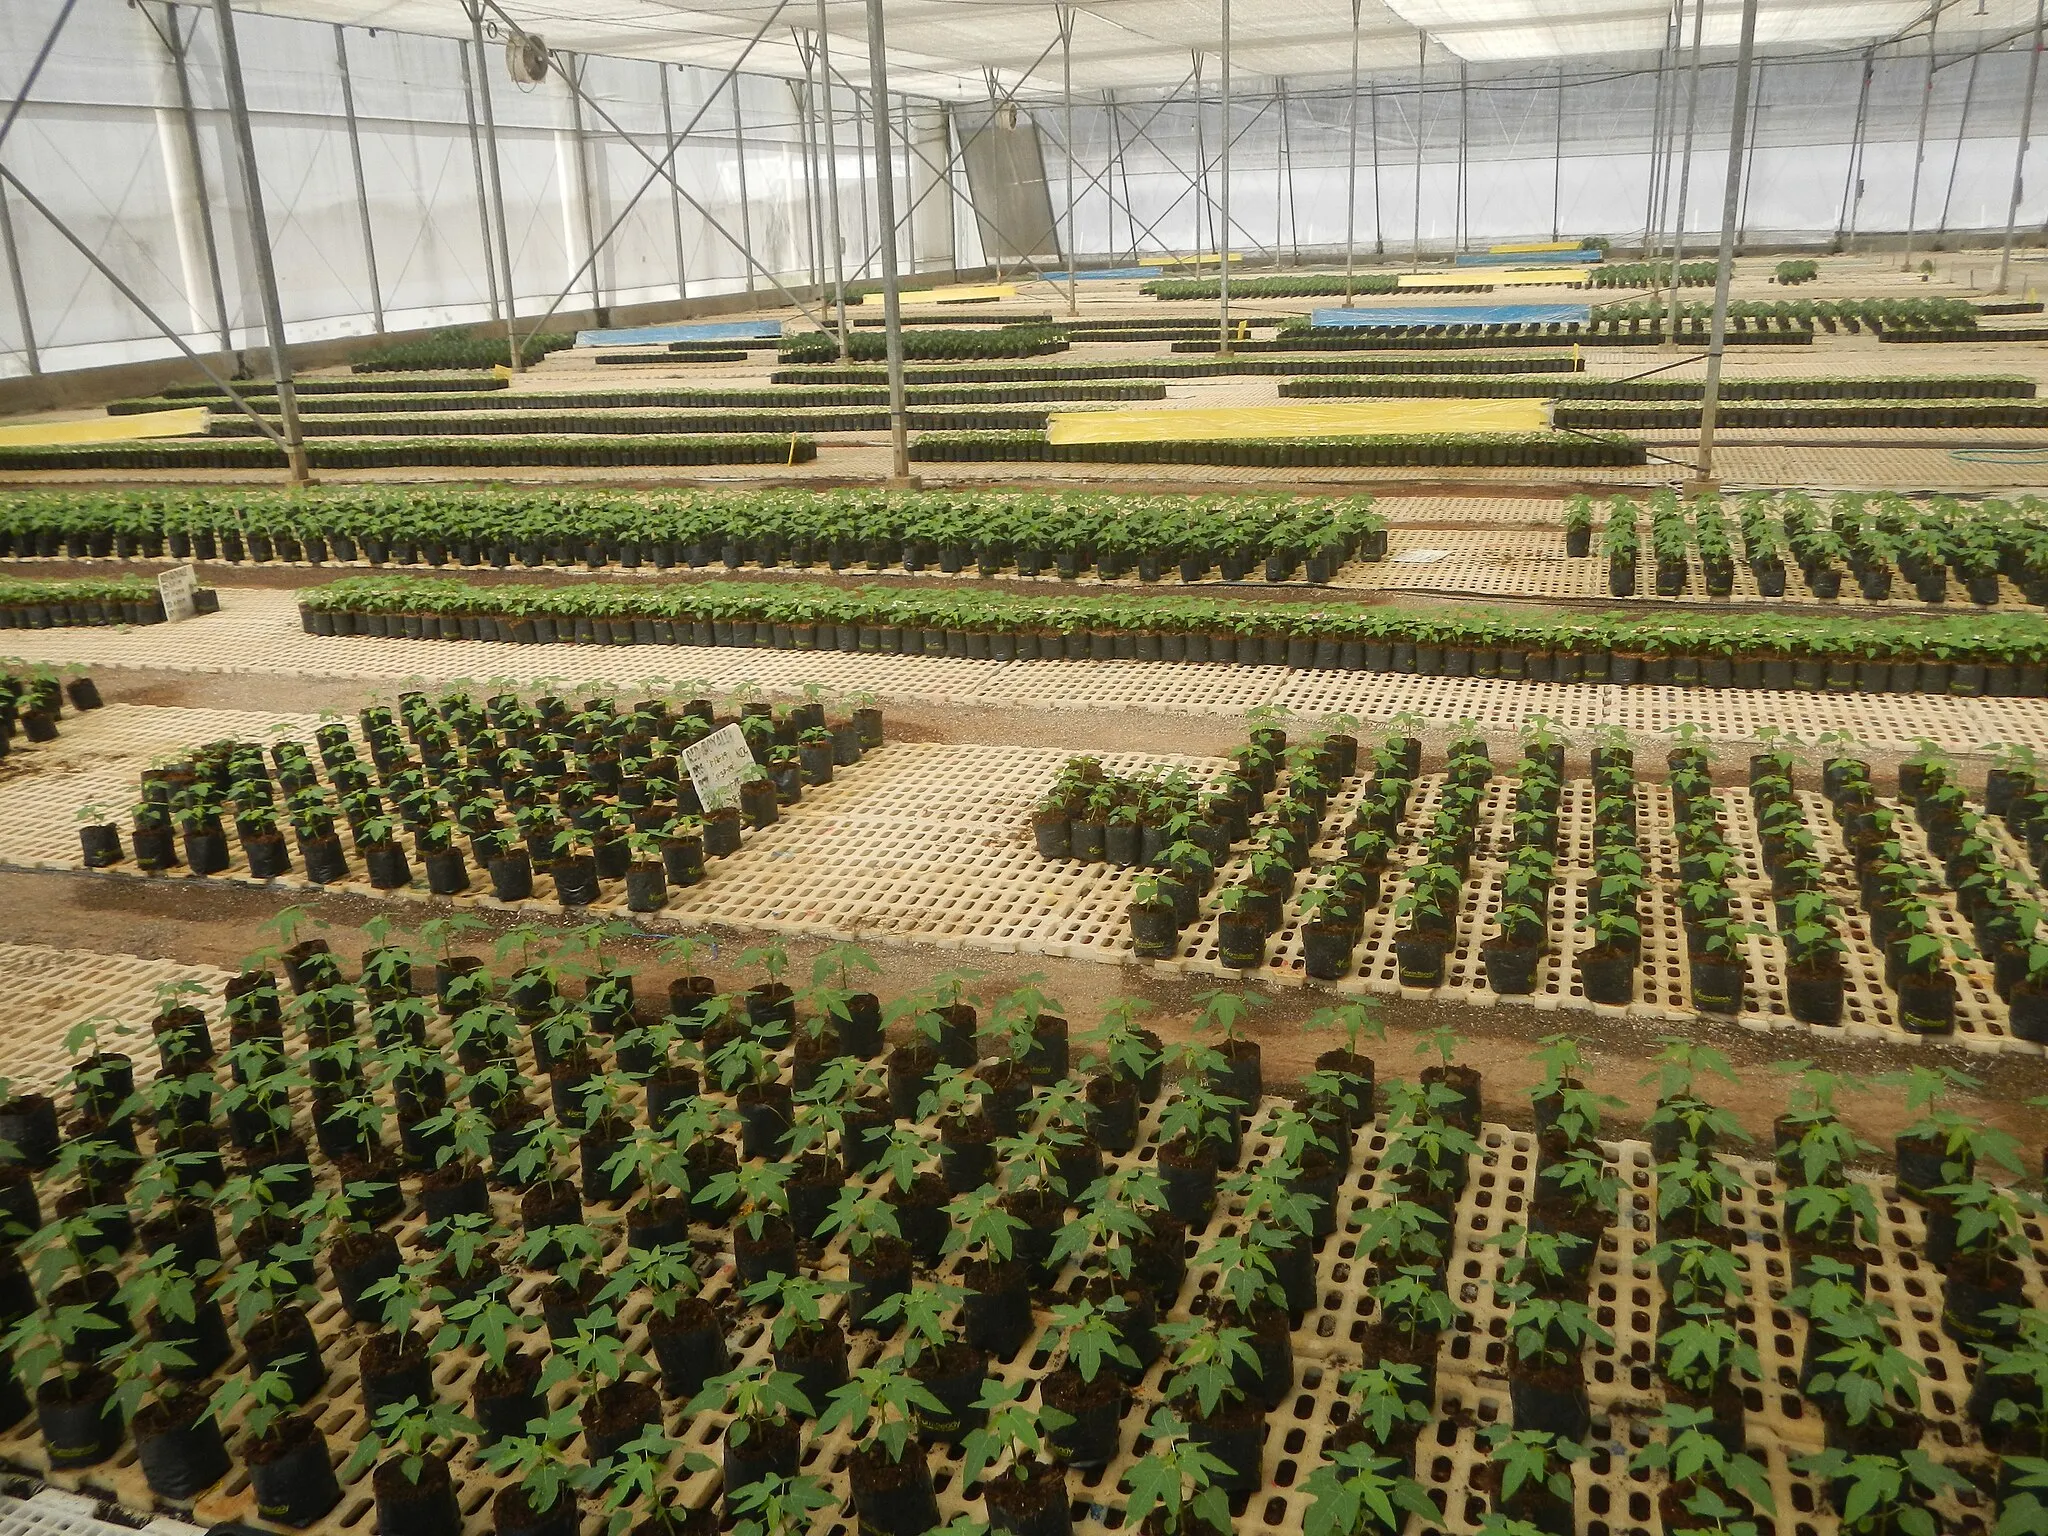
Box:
left=216, top=0, right=2023, bottom=98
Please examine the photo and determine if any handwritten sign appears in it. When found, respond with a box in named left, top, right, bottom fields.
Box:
left=158, top=564, right=200, bottom=622
left=679, top=723, right=757, bottom=812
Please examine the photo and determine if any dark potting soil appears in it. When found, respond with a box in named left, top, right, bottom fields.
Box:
left=246, top=1411, right=321, bottom=1467
left=361, top=1329, right=429, bottom=1379
left=583, top=1379, right=662, bottom=1442
left=1041, top=1362, right=1122, bottom=1417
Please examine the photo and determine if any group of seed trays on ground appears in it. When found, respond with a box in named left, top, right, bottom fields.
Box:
left=82, top=684, right=886, bottom=912
left=1031, top=716, right=2048, bottom=1044
left=0, top=912, right=2043, bottom=1536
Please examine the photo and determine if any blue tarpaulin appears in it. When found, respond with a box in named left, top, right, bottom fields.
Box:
left=1036, top=267, right=1156, bottom=281
left=576, top=319, right=782, bottom=347
left=1311, top=303, right=1591, bottom=328
left=1454, top=248, right=1603, bottom=266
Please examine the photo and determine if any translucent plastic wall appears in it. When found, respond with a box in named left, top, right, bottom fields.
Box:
left=0, top=0, right=972, bottom=378
left=1038, top=41, right=2048, bottom=261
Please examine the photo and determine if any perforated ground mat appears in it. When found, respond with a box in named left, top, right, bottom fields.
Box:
left=0, top=939, right=2028, bottom=1536
left=2, top=590, right=2043, bottom=755
left=4, top=713, right=2040, bottom=1056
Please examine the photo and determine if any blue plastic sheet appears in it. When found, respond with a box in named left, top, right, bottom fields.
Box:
left=576, top=319, right=782, bottom=347
left=1038, top=267, right=1157, bottom=280
left=1311, top=303, right=1590, bottom=328
left=1455, top=248, right=1603, bottom=266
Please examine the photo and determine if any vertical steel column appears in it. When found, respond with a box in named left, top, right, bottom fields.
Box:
left=1641, top=23, right=1672, bottom=255
left=1837, top=50, right=1874, bottom=247
left=1105, top=89, right=1130, bottom=261
left=1938, top=50, right=1979, bottom=237
left=795, top=50, right=822, bottom=294
left=1455, top=64, right=1467, bottom=251
left=1552, top=63, right=1565, bottom=242
left=1999, top=0, right=2046, bottom=292
left=901, top=97, right=916, bottom=275
left=467, top=1, right=523, bottom=370
left=333, top=25, right=384, bottom=334
left=814, top=0, right=848, bottom=353
left=1697, top=0, right=1762, bottom=486
left=1902, top=6, right=1943, bottom=272
left=165, top=4, right=238, bottom=365
left=458, top=40, right=502, bottom=321
left=731, top=80, right=755, bottom=293
left=1738, top=59, right=1764, bottom=243
left=1661, top=0, right=1706, bottom=348
left=1218, top=0, right=1233, bottom=355
left=1412, top=32, right=1425, bottom=270
left=1191, top=56, right=1209, bottom=269
left=1279, top=78, right=1297, bottom=267
left=1370, top=76, right=1382, bottom=255
left=853, top=88, right=873, bottom=282
left=658, top=66, right=688, bottom=300
left=1344, top=1, right=1361, bottom=300
left=562, top=56, right=606, bottom=324
left=209, top=0, right=309, bottom=482
left=1059, top=7, right=1078, bottom=310
left=0, top=188, right=37, bottom=375
left=864, top=0, right=911, bottom=483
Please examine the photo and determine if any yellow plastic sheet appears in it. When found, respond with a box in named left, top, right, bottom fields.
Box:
left=860, top=283, right=1016, bottom=306
left=0, top=407, right=210, bottom=448
left=1489, top=239, right=1584, bottom=254
left=1397, top=266, right=1589, bottom=289
left=1046, top=399, right=1550, bottom=445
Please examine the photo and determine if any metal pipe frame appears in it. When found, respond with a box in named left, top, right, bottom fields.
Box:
left=145, top=0, right=238, bottom=367
left=0, top=181, right=37, bottom=377
left=465, top=0, right=523, bottom=372
left=1836, top=48, right=1874, bottom=246
left=814, top=0, right=849, bottom=354
left=863, top=0, right=911, bottom=483
left=1191, top=53, right=1209, bottom=267
left=794, top=37, right=823, bottom=295
left=1455, top=62, right=1467, bottom=252
left=1738, top=57, right=1764, bottom=243
left=1998, top=0, right=2045, bottom=292
left=1370, top=74, right=1382, bottom=256
left=208, top=0, right=310, bottom=483
left=1057, top=5, right=1078, bottom=307
left=1218, top=0, right=1232, bottom=356
left=1412, top=33, right=1425, bottom=269
left=1344, top=0, right=1361, bottom=301
left=0, top=0, right=79, bottom=157
left=658, top=65, right=689, bottom=301
left=1661, top=0, right=1707, bottom=348
left=731, top=77, right=755, bottom=294
left=1901, top=2, right=1943, bottom=271
left=1697, top=0, right=1763, bottom=485
left=1107, top=90, right=1283, bottom=264
left=561, top=54, right=607, bottom=325
left=1938, top=48, right=1978, bottom=236
left=1551, top=62, right=1565, bottom=243
left=854, top=85, right=874, bottom=280
left=333, top=24, right=384, bottom=334
left=1641, top=20, right=1672, bottom=254
left=457, top=35, right=502, bottom=322
left=900, top=96, right=915, bottom=274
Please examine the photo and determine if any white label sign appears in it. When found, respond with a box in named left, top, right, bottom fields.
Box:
left=679, top=723, right=757, bottom=811
left=158, top=564, right=200, bottom=622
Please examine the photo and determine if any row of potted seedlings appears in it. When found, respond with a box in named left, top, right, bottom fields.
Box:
left=0, top=578, right=216, bottom=629
left=0, top=914, right=2042, bottom=1536
left=0, top=666, right=97, bottom=757
left=86, top=685, right=884, bottom=912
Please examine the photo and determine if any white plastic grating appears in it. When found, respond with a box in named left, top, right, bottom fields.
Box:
left=0, top=943, right=226, bottom=1096
left=0, top=590, right=2044, bottom=755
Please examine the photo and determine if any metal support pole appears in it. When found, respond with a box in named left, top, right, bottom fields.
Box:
left=457, top=39, right=502, bottom=322
left=0, top=0, right=78, bottom=158
left=1697, top=0, right=1761, bottom=487
left=1412, top=32, right=1425, bottom=270
left=658, top=66, right=688, bottom=300
left=1738, top=58, right=1764, bottom=243
left=1191, top=55, right=1209, bottom=269
left=901, top=97, right=916, bottom=274
left=731, top=81, right=755, bottom=293
left=1642, top=26, right=1672, bottom=255
left=1902, top=4, right=1942, bottom=272
left=1661, top=0, right=1706, bottom=348
left=1552, top=63, right=1565, bottom=242
left=1939, top=49, right=1979, bottom=237
left=163, top=2, right=238, bottom=366
left=208, top=0, right=309, bottom=483
left=1370, top=76, right=1382, bottom=255
left=795, top=50, right=822, bottom=293
left=1280, top=78, right=1298, bottom=267
left=1837, top=50, right=1874, bottom=248
left=863, top=0, right=911, bottom=483
left=1108, top=90, right=1134, bottom=261
left=1456, top=64, right=1468, bottom=252
left=1344, top=2, right=1361, bottom=301
left=815, top=0, right=849, bottom=354
left=333, top=25, right=384, bottom=334
left=1059, top=5, right=1078, bottom=309
left=853, top=88, right=872, bottom=280
left=467, top=0, right=523, bottom=371
left=562, top=57, right=606, bottom=324
left=1999, top=0, right=2045, bottom=292
left=1218, top=0, right=1233, bottom=356
left=0, top=187, right=37, bottom=375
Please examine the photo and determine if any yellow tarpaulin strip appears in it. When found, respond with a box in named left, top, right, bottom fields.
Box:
left=1397, top=266, right=1589, bottom=289
left=1490, top=239, right=1584, bottom=254
left=0, top=407, right=211, bottom=448
left=860, top=283, right=1016, bottom=305
left=1046, top=399, right=1551, bottom=445
left=1495, top=266, right=1592, bottom=286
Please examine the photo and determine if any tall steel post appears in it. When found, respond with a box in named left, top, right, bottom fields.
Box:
left=210, top=0, right=309, bottom=482
left=1217, top=0, right=1233, bottom=355
left=1738, top=59, right=1764, bottom=242
left=1344, top=1, right=1361, bottom=300
left=467, top=1, right=523, bottom=370
left=457, top=41, right=502, bottom=321
left=562, top=56, right=606, bottom=324
left=814, top=0, right=849, bottom=353
left=0, top=188, right=37, bottom=375
left=1551, top=62, right=1565, bottom=242
left=1939, top=50, right=1979, bottom=237
left=1641, top=24, right=1672, bottom=255
left=333, top=25, right=384, bottom=333
left=1412, top=32, right=1425, bottom=270
left=1999, top=0, right=2045, bottom=292
left=1455, top=64, right=1468, bottom=251
left=1370, top=76, right=1382, bottom=255
left=1661, top=0, right=1706, bottom=348
left=1059, top=6, right=1079, bottom=310
left=165, top=3, right=238, bottom=366
left=901, top=98, right=916, bottom=274
left=658, top=65, right=688, bottom=299
left=1901, top=5, right=1943, bottom=272
left=864, top=0, right=912, bottom=482
left=731, top=81, right=755, bottom=293
left=1837, top=50, right=1874, bottom=248
left=1697, top=0, right=1762, bottom=486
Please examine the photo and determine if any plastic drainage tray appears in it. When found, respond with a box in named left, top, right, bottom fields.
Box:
left=0, top=949, right=2018, bottom=1536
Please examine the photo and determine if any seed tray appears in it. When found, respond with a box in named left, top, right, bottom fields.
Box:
left=0, top=942, right=224, bottom=1097
left=0, top=943, right=2031, bottom=1536
left=4, top=589, right=2045, bottom=754
left=0, top=1489, right=203, bottom=1536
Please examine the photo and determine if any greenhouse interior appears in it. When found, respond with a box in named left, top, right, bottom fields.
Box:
left=3, top=2, right=2048, bottom=1536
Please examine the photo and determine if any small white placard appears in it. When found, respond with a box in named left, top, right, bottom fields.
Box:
left=1391, top=548, right=1451, bottom=565
left=680, top=723, right=757, bottom=811
left=158, top=564, right=200, bottom=622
